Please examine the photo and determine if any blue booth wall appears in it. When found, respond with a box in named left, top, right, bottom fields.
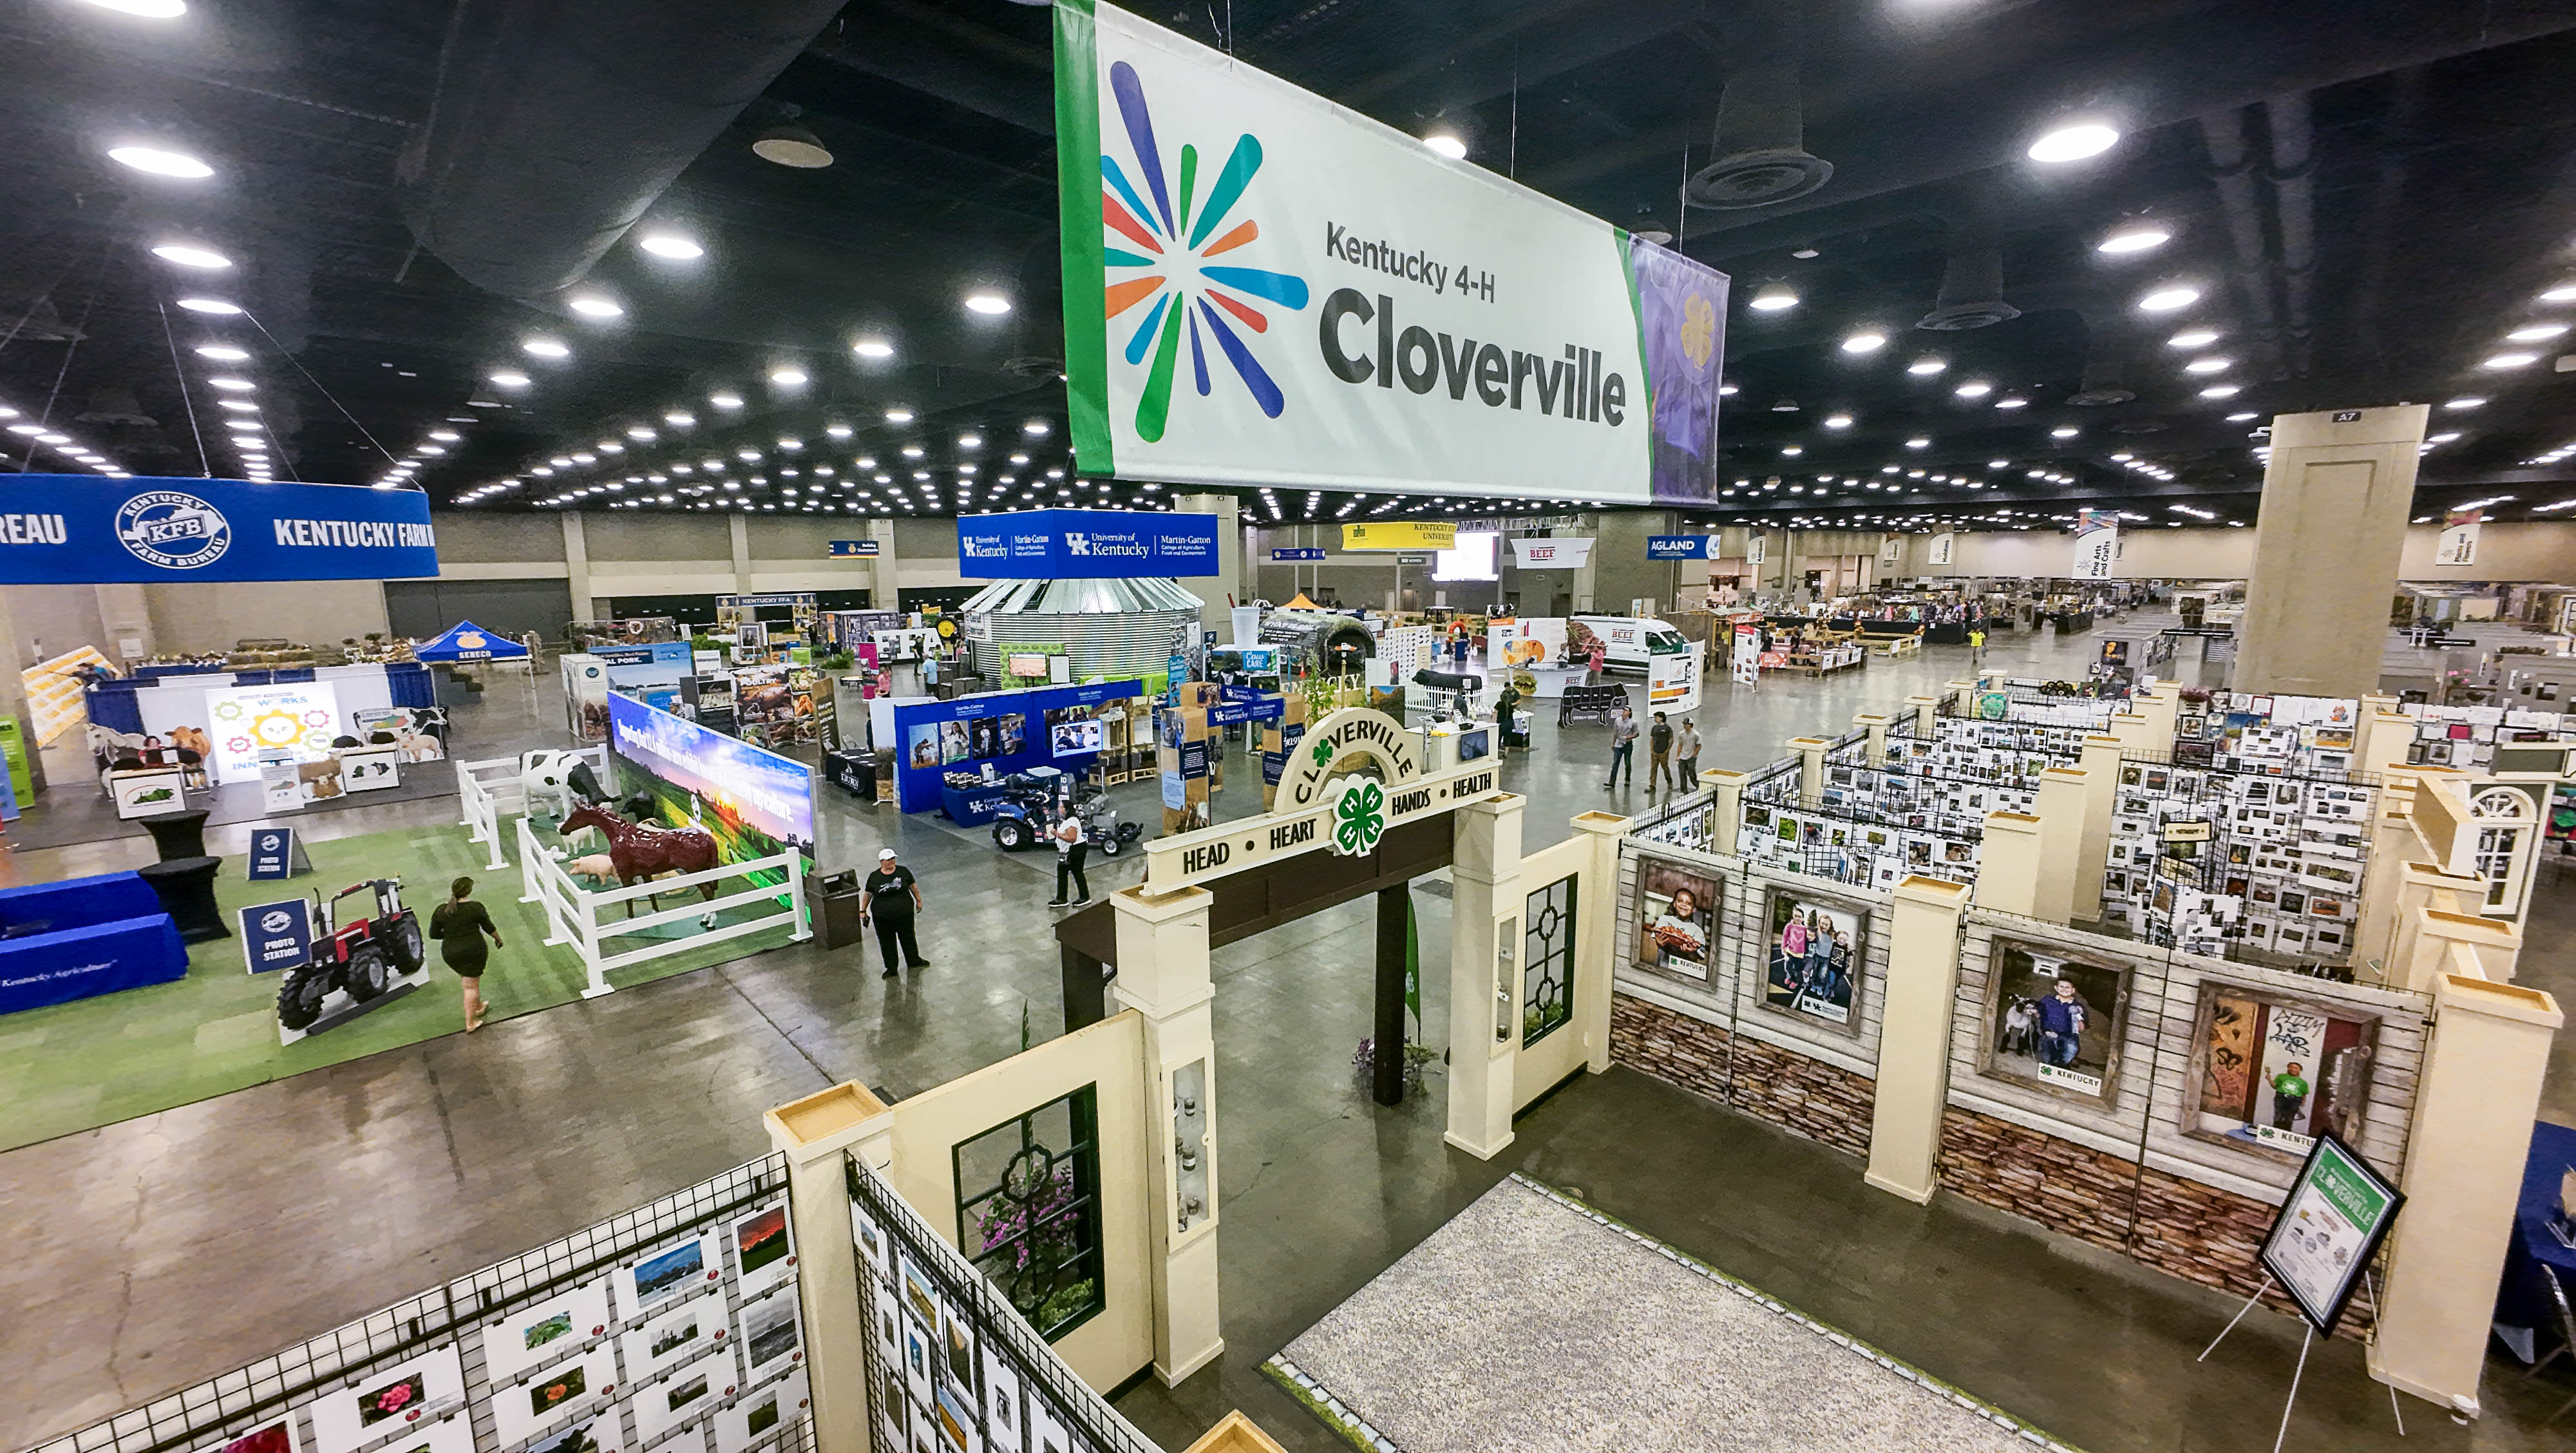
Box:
left=892, top=679, right=1143, bottom=813
left=87, top=663, right=435, bottom=737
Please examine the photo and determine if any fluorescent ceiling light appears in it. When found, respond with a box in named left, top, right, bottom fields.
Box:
left=2506, top=323, right=2569, bottom=342
left=567, top=296, right=622, bottom=318
left=205, top=377, right=253, bottom=391
left=851, top=339, right=895, bottom=359
left=769, top=366, right=808, bottom=386
left=1841, top=331, right=1887, bottom=354
left=1953, top=381, right=1993, bottom=399
left=2027, top=122, right=2119, bottom=163
left=1748, top=282, right=1798, bottom=312
left=151, top=243, right=231, bottom=269
left=175, top=297, right=240, bottom=314
left=2183, top=357, right=2232, bottom=374
left=2199, top=384, right=2242, bottom=399
left=1906, top=357, right=1947, bottom=375
left=2137, top=285, right=2200, bottom=312
left=2166, top=329, right=2219, bottom=348
left=522, top=337, right=569, bottom=357
left=108, top=144, right=213, bottom=178
left=1423, top=133, right=1467, bottom=160
left=963, top=292, right=1011, bottom=316
left=193, top=345, right=248, bottom=361
left=2484, top=352, right=2540, bottom=369
left=638, top=233, right=703, bottom=260
left=489, top=370, right=531, bottom=387
left=2096, top=222, right=2170, bottom=254
left=710, top=391, right=744, bottom=408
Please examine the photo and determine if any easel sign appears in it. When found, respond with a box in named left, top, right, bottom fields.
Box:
left=2262, top=1132, right=2403, bottom=1337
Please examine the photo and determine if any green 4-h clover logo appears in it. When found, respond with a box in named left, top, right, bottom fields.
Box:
left=1311, top=734, right=1334, bottom=768
left=1332, top=779, right=1387, bottom=856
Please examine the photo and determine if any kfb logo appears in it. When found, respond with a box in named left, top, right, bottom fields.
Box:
left=116, top=491, right=232, bottom=571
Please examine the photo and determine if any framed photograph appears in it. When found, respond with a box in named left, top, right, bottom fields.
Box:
left=630, top=1347, right=739, bottom=1444
left=614, top=1233, right=722, bottom=1320
left=2188, top=982, right=2382, bottom=1159
left=620, top=1289, right=728, bottom=1385
left=189, top=1418, right=305, bottom=1453
left=731, top=1203, right=796, bottom=1295
left=307, top=1347, right=464, bottom=1453
left=1631, top=858, right=1719, bottom=982
left=939, top=721, right=970, bottom=764
left=482, top=1278, right=614, bottom=1383
left=370, top=1414, right=476, bottom=1453
left=739, top=1286, right=804, bottom=1375
left=490, top=1344, right=618, bottom=1448
left=1759, top=889, right=1867, bottom=1032
left=1978, top=938, right=2134, bottom=1105
left=713, top=1371, right=809, bottom=1453
left=980, top=1342, right=1023, bottom=1448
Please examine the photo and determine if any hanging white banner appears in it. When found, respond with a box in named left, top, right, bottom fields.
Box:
left=2435, top=508, right=2481, bottom=567
left=1508, top=537, right=1595, bottom=569
left=1748, top=533, right=1768, bottom=565
left=1056, top=0, right=1729, bottom=505
left=2072, top=509, right=2119, bottom=580
left=1928, top=532, right=1955, bottom=567
left=1879, top=536, right=1901, bottom=567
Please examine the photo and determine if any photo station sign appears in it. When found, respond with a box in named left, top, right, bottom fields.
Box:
left=1056, top=0, right=1729, bottom=505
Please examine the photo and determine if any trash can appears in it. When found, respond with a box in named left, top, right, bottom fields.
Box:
left=807, top=868, right=866, bottom=950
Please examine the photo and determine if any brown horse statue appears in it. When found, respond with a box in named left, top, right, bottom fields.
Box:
left=560, top=804, right=724, bottom=909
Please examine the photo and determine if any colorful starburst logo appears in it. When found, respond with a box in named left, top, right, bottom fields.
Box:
left=1101, top=61, right=1310, bottom=442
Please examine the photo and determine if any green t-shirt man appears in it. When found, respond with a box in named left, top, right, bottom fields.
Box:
left=2268, top=1063, right=2310, bottom=1132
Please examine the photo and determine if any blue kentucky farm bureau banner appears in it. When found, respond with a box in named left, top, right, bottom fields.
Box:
left=956, top=508, right=1219, bottom=577
left=0, top=476, right=437, bottom=584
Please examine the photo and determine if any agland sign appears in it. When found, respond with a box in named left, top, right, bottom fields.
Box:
left=1144, top=706, right=1498, bottom=893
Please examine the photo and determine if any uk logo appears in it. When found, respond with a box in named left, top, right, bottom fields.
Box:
left=1101, top=61, right=1309, bottom=442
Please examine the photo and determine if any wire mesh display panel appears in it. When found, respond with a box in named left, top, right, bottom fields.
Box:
left=1736, top=795, right=1980, bottom=890
left=2100, top=757, right=2377, bottom=970
left=31, top=1157, right=812, bottom=1453
left=2169, top=691, right=2363, bottom=774
left=847, top=1154, right=1161, bottom=1453
left=1937, top=681, right=2126, bottom=728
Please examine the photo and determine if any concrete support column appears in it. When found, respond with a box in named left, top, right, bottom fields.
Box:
left=92, top=584, right=153, bottom=663
left=1570, top=810, right=1627, bottom=1075
left=729, top=511, right=754, bottom=594
left=761, top=1083, right=893, bottom=1453
left=1446, top=792, right=1526, bottom=1159
left=2032, top=766, right=2088, bottom=925
left=1864, top=875, right=1972, bottom=1202
left=2072, top=736, right=2124, bottom=923
left=1853, top=712, right=1891, bottom=761
left=2237, top=406, right=2430, bottom=698
left=1790, top=736, right=1828, bottom=802
left=868, top=517, right=898, bottom=611
left=562, top=512, right=594, bottom=623
left=1174, top=493, right=1242, bottom=639
left=2371, top=974, right=2562, bottom=1414
left=0, top=589, right=44, bottom=793
left=1108, top=885, right=1225, bottom=1385
left=1975, top=811, right=2043, bottom=916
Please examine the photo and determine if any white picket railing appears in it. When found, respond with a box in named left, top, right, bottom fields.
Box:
left=516, top=814, right=810, bottom=998
left=454, top=746, right=609, bottom=869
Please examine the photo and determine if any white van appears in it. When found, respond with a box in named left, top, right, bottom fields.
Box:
left=1572, top=616, right=1692, bottom=674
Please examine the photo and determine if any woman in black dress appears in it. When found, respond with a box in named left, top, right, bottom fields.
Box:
left=430, top=875, right=502, bottom=1031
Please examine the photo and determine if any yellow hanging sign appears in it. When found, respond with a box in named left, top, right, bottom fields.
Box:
left=1341, top=522, right=1458, bottom=551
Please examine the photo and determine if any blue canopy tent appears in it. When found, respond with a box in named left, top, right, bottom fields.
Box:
left=412, top=620, right=530, bottom=663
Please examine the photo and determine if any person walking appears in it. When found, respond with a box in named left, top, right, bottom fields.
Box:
left=1674, top=716, right=1701, bottom=788
left=1604, top=705, right=1638, bottom=789
left=861, top=846, right=930, bottom=980
left=1048, top=810, right=1090, bottom=908
left=1647, top=711, right=1675, bottom=792
left=1587, top=638, right=1608, bottom=683
left=1493, top=679, right=1521, bottom=755
left=430, top=876, right=502, bottom=1032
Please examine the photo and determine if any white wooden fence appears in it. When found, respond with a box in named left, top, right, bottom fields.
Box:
left=516, top=815, right=810, bottom=998
left=453, top=746, right=608, bottom=869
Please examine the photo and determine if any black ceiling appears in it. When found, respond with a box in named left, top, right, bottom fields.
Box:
left=6, top=0, right=2576, bottom=538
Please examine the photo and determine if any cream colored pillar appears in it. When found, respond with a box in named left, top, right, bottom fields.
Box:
left=1975, top=811, right=2043, bottom=916
left=2367, top=862, right=2483, bottom=985
left=1702, top=769, right=1746, bottom=855
left=1864, top=875, right=1971, bottom=1202
left=1174, top=493, right=1243, bottom=638
left=728, top=511, right=754, bottom=594
left=2396, top=907, right=2522, bottom=991
left=1571, top=810, right=1627, bottom=1075
left=1945, top=679, right=1977, bottom=716
left=1904, top=694, right=1940, bottom=739
left=1109, top=885, right=1225, bottom=1385
left=1447, top=793, right=1526, bottom=1158
left=868, top=517, right=899, bottom=611
left=2073, top=736, right=2123, bottom=923
left=2236, top=406, right=2429, bottom=698
left=2360, top=710, right=2413, bottom=778
left=2371, top=975, right=2563, bottom=1414
left=762, top=1083, right=893, bottom=1453
left=1853, top=712, right=1891, bottom=762
left=2106, top=710, right=2155, bottom=758
left=562, top=512, right=595, bottom=622
left=2031, top=766, right=2088, bottom=925
left=2134, top=682, right=2181, bottom=755
left=1790, top=736, right=1828, bottom=802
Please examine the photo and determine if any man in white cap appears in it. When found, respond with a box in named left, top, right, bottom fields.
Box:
left=860, top=846, right=928, bottom=980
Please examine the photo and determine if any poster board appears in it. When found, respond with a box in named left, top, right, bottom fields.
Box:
left=2257, top=1134, right=2402, bottom=1335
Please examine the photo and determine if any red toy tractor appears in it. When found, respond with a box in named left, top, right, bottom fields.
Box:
left=275, top=878, right=426, bottom=1031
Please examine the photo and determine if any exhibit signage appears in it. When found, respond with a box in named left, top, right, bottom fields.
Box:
left=245, top=826, right=303, bottom=880
left=1647, top=535, right=1712, bottom=560
left=1270, top=546, right=1325, bottom=561
left=1269, top=707, right=1422, bottom=811
left=2435, top=507, right=2481, bottom=567
left=827, top=539, right=882, bottom=557
left=1508, top=537, right=1593, bottom=569
left=2258, top=1134, right=2403, bottom=1334
left=1340, top=521, right=1455, bottom=551
left=1146, top=754, right=1497, bottom=892
left=238, top=897, right=313, bottom=975
left=1928, top=532, right=1955, bottom=567
left=606, top=691, right=817, bottom=852
left=0, top=475, right=437, bottom=584
left=2072, top=509, right=2118, bottom=580
left=1056, top=0, right=1728, bottom=505
left=1747, top=534, right=1767, bottom=565
left=956, top=508, right=1220, bottom=577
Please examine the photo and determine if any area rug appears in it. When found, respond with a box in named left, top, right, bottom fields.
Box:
left=1266, top=1174, right=2083, bottom=1453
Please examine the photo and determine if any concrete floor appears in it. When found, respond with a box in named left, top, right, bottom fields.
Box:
left=5, top=622, right=2570, bottom=1453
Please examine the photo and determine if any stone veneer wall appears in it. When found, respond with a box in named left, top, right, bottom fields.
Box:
left=1610, top=994, right=1873, bottom=1157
